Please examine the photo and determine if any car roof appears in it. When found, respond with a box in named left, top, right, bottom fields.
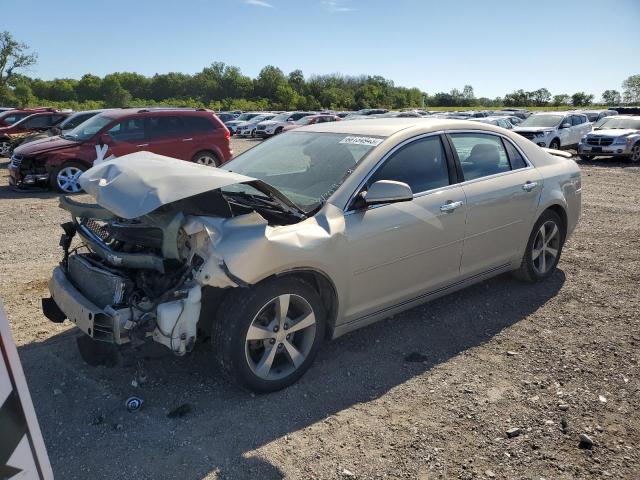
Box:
left=298, top=117, right=484, bottom=136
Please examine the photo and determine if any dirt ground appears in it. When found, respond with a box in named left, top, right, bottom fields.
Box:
left=0, top=139, right=638, bottom=480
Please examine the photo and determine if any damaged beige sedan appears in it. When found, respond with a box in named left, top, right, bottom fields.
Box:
left=42, top=119, right=582, bottom=392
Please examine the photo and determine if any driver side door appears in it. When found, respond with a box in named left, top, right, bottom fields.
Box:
left=342, top=134, right=467, bottom=323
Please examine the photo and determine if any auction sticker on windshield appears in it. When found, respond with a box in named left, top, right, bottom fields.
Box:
left=339, top=136, right=384, bottom=146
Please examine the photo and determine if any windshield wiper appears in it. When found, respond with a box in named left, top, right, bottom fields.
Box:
left=223, top=191, right=306, bottom=220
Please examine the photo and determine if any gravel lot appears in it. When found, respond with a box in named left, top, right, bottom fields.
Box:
left=1, top=138, right=638, bottom=479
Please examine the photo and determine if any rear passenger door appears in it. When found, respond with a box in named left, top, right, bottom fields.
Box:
left=448, top=132, right=542, bottom=277
left=183, top=115, right=220, bottom=159
left=145, top=115, right=188, bottom=159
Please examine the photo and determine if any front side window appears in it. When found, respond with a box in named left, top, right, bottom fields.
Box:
left=571, top=115, right=584, bottom=126
left=107, top=118, right=145, bottom=142
left=450, top=133, right=510, bottom=181
left=23, top=115, right=52, bottom=128
left=369, top=136, right=450, bottom=194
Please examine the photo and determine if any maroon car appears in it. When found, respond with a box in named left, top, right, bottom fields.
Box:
left=0, top=111, right=69, bottom=156
left=282, top=114, right=341, bottom=132
left=9, top=108, right=232, bottom=193
left=0, top=107, right=58, bottom=127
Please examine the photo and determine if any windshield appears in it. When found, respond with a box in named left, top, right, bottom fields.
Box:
left=519, top=114, right=563, bottom=128
left=63, top=114, right=114, bottom=141
left=271, top=113, right=291, bottom=122
left=236, top=113, right=261, bottom=121
left=295, top=116, right=314, bottom=125
left=594, top=117, right=640, bottom=130
left=223, top=132, right=380, bottom=212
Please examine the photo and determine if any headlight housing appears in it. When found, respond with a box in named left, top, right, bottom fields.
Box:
left=612, top=136, right=628, bottom=145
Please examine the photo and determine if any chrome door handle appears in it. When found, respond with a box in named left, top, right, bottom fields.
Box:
left=522, top=181, right=538, bottom=192
left=182, top=138, right=193, bottom=142
left=137, top=144, right=149, bottom=147
left=440, top=200, right=464, bottom=212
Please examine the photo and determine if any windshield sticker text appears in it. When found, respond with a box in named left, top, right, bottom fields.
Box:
left=339, top=136, right=383, bottom=146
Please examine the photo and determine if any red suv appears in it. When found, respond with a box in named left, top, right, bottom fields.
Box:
left=0, top=111, right=69, bottom=156
left=9, top=108, right=232, bottom=193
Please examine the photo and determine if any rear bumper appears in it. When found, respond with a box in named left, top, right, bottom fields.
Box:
left=45, top=266, right=129, bottom=343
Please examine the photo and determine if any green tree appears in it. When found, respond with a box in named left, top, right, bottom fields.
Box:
left=288, top=69, right=305, bottom=94
left=48, top=79, right=78, bottom=101
left=76, top=74, right=102, bottom=101
left=552, top=94, right=570, bottom=106
left=13, top=81, right=34, bottom=107
left=255, top=65, right=287, bottom=99
left=531, top=88, right=551, bottom=106
left=622, top=74, right=640, bottom=104
left=0, top=31, right=37, bottom=87
left=601, top=89, right=621, bottom=105
left=571, top=92, right=594, bottom=107
left=101, top=76, right=131, bottom=107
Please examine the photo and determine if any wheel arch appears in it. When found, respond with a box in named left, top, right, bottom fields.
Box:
left=540, top=203, right=567, bottom=234
left=192, top=148, right=220, bottom=163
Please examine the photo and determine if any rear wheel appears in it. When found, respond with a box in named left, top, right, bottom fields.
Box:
left=579, top=154, right=594, bottom=161
left=192, top=150, right=219, bottom=167
left=50, top=162, right=87, bottom=193
left=275, top=127, right=283, bottom=135
left=0, top=138, right=11, bottom=157
left=513, top=210, right=565, bottom=283
left=549, top=139, right=561, bottom=150
left=212, top=277, right=325, bottom=393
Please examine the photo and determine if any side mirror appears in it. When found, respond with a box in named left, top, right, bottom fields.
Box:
left=97, top=133, right=112, bottom=146
left=560, top=122, right=571, bottom=129
left=364, top=180, right=413, bottom=206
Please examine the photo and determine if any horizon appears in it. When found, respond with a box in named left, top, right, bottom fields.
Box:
left=4, top=0, right=640, bottom=100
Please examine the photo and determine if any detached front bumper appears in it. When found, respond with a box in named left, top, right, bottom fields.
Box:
left=44, top=266, right=130, bottom=343
left=578, top=143, right=632, bottom=157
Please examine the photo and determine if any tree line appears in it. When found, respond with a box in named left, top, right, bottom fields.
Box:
left=1, top=32, right=639, bottom=111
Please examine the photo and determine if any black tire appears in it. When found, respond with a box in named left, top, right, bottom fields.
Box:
left=212, top=276, right=326, bottom=393
left=250, top=129, right=256, bottom=138
left=579, top=154, right=594, bottom=161
left=0, top=138, right=11, bottom=157
left=549, top=139, right=561, bottom=150
left=275, top=127, right=283, bottom=135
left=49, top=161, right=87, bottom=193
left=512, top=210, right=565, bottom=283
left=192, top=150, right=220, bottom=167
left=627, top=142, right=640, bottom=163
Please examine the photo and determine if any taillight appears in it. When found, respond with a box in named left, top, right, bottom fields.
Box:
left=224, top=129, right=230, bottom=141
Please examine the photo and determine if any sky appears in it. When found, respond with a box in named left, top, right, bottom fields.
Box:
left=3, top=0, right=639, bottom=100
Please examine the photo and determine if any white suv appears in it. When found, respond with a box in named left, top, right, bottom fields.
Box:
left=513, top=112, right=592, bottom=150
left=255, top=111, right=315, bottom=138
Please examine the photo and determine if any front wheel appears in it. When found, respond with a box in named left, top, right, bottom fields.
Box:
left=579, top=154, right=593, bottom=161
left=50, top=162, right=87, bottom=193
left=192, top=151, right=220, bottom=167
left=0, top=138, right=11, bottom=157
left=513, top=210, right=565, bottom=283
left=628, top=143, right=640, bottom=163
left=212, top=277, right=325, bottom=393
left=549, top=139, right=561, bottom=150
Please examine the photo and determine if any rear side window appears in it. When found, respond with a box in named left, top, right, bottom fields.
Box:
left=107, top=118, right=145, bottom=142
left=23, top=115, right=53, bottom=128
left=503, top=140, right=528, bottom=170
left=147, top=116, right=186, bottom=138
left=184, top=115, right=215, bottom=133
left=369, top=136, right=450, bottom=194
left=449, top=133, right=510, bottom=181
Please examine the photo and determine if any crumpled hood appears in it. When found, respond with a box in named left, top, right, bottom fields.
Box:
left=257, top=120, right=278, bottom=127
left=589, top=128, right=638, bottom=137
left=78, top=151, right=255, bottom=219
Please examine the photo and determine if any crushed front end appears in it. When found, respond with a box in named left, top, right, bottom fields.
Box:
left=42, top=194, right=238, bottom=356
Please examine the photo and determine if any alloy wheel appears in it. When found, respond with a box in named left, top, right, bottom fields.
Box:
left=56, top=166, right=84, bottom=193
left=531, top=220, right=560, bottom=275
left=630, top=145, right=640, bottom=163
left=0, top=141, right=10, bottom=156
left=195, top=155, right=218, bottom=167
left=245, top=294, right=317, bottom=381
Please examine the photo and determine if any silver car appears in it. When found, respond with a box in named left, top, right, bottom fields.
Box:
left=43, top=119, right=582, bottom=392
left=577, top=115, right=640, bottom=163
